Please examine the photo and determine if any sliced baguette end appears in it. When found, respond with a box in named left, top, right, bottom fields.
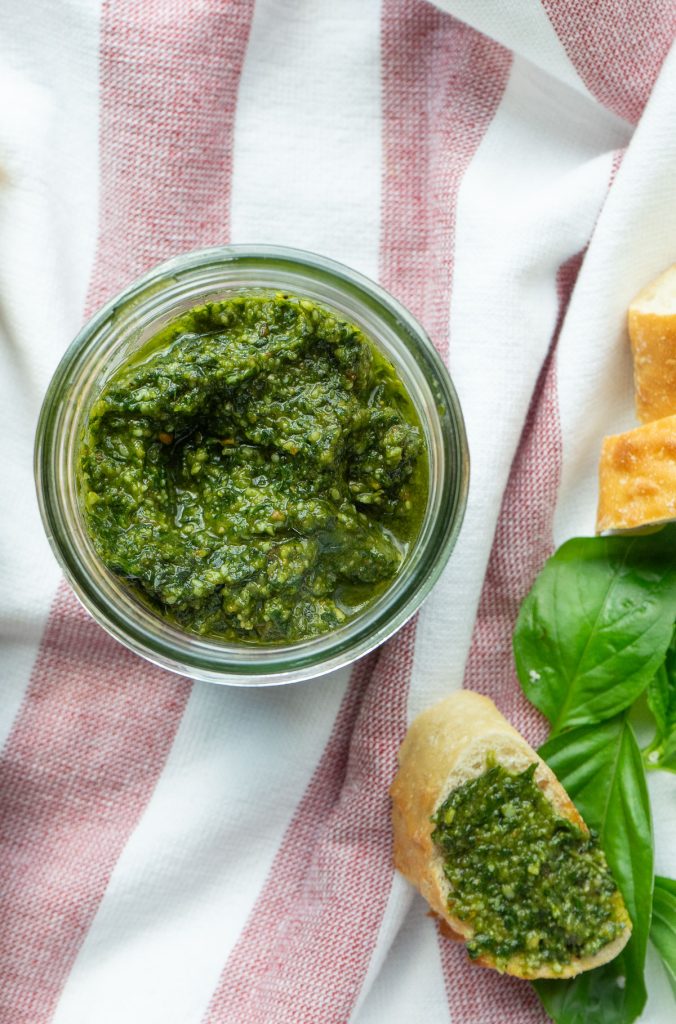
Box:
left=391, top=691, right=632, bottom=980
left=596, top=416, right=676, bottom=533
left=628, top=264, right=676, bottom=423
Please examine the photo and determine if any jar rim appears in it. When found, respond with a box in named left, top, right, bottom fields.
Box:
left=35, top=244, right=469, bottom=685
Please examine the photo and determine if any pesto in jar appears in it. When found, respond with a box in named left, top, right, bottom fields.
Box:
left=79, top=293, right=427, bottom=643
left=431, top=761, right=628, bottom=974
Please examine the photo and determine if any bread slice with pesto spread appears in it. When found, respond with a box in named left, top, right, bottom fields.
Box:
left=390, top=690, right=631, bottom=980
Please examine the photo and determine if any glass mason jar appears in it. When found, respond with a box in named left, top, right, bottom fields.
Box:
left=35, top=246, right=468, bottom=685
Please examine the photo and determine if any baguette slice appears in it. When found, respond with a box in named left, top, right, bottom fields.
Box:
left=596, top=415, right=676, bottom=533
left=628, top=264, right=676, bottom=423
left=390, top=691, right=631, bottom=979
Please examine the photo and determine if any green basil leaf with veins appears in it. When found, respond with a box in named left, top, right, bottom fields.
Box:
left=534, top=717, right=653, bottom=1024
left=650, top=877, right=676, bottom=998
left=514, top=528, right=676, bottom=734
left=644, top=633, right=676, bottom=773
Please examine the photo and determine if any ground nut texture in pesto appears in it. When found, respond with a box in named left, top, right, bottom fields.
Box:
left=431, top=762, right=627, bottom=973
left=79, top=293, right=426, bottom=643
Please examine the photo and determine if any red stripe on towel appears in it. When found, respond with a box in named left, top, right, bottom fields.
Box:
left=204, top=646, right=399, bottom=1024
left=91, top=0, right=254, bottom=309
left=540, top=0, right=675, bottom=124
left=204, top=4, right=509, bottom=1021
left=0, top=4, right=254, bottom=1021
left=379, top=0, right=510, bottom=357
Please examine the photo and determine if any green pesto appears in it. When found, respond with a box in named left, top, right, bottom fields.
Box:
left=79, top=293, right=427, bottom=643
left=431, top=761, right=627, bottom=974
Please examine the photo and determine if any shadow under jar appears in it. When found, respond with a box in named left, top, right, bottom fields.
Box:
left=35, top=246, right=468, bottom=685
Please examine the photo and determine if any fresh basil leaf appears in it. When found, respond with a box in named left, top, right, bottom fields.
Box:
left=535, top=948, right=642, bottom=1024
left=645, top=634, right=676, bottom=773
left=534, top=717, right=653, bottom=1024
left=539, top=718, right=653, bottom=942
left=514, top=529, right=676, bottom=734
left=650, top=876, right=676, bottom=998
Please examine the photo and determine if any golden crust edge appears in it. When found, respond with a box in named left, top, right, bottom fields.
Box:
left=390, top=690, right=632, bottom=980
left=595, top=416, right=676, bottom=534
left=628, top=265, right=676, bottom=423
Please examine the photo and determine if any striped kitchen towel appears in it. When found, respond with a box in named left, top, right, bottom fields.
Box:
left=0, top=1, right=675, bottom=1022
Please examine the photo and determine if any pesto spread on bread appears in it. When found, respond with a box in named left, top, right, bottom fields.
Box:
left=431, top=760, right=627, bottom=973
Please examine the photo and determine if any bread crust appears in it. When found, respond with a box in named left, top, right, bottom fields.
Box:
left=390, top=690, right=631, bottom=979
left=628, top=264, right=676, bottom=423
left=596, top=416, right=676, bottom=533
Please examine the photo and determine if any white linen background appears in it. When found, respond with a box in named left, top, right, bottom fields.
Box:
left=0, top=1, right=674, bottom=1022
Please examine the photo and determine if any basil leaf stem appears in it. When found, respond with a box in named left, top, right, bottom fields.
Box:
left=644, top=633, right=676, bottom=774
